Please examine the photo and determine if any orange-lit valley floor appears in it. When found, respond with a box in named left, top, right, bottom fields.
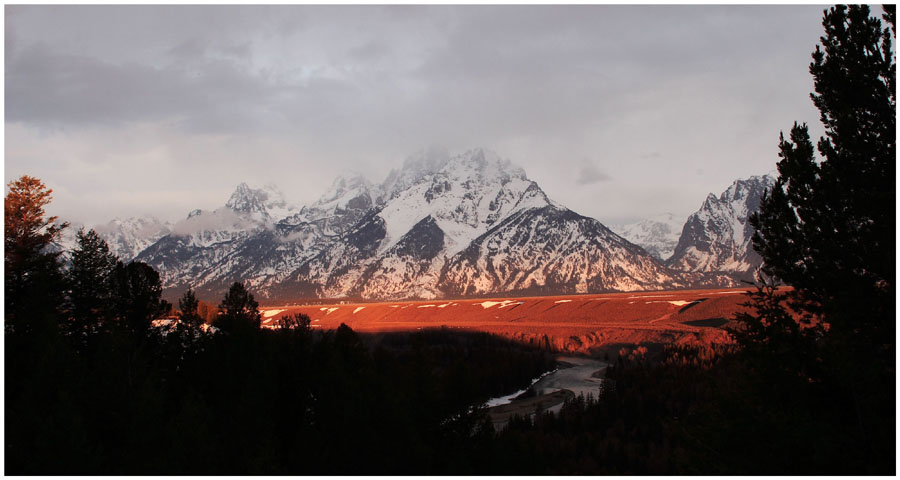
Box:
left=258, top=288, right=756, bottom=354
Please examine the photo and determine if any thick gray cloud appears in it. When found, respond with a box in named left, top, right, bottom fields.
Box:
left=5, top=5, right=831, bottom=226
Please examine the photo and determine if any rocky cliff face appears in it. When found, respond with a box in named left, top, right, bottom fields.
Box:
left=666, top=175, right=775, bottom=282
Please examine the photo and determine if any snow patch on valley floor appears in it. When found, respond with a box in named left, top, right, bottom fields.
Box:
left=353, top=307, right=365, bottom=314
left=262, top=309, right=286, bottom=318
left=644, top=300, right=700, bottom=307
left=667, top=300, right=696, bottom=306
left=477, top=300, right=522, bottom=309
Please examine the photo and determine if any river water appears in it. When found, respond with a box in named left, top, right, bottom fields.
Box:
left=484, top=356, right=608, bottom=408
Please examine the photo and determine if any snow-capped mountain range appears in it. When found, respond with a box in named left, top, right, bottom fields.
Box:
left=56, top=216, right=173, bottom=263
left=76, top=149, right=775, bottom=301
left=130, top=148, right=681, bottom=300
left=610, top=213, right=685, bottom=261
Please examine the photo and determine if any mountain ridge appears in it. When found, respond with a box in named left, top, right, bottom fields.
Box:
left=80, top=150, right=774, bottom=301
left=130, top=148, right=680, bottom=300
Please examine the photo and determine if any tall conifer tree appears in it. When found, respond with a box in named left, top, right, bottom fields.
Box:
left=742, top=5, right=895, bottom=464
left=177, top=288, right=204, bottom=327
left=67, top=228, right=118, bottom=333
left=214, top=282, right=261, bottom=332
left=4, top=176, right=68, bottom=334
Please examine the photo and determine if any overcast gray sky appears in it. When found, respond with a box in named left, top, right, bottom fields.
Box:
left=5, top=4, right=829, bottom=227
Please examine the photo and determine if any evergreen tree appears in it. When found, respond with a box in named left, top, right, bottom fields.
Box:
left=742, top=5, right=895, bottom=470
left=4, top=175, right=68, bottom=335
left=111, top=261, right=171, bottom=335
left=214, top=282, right=261, bottom=332
left=66, top=228, right=118, bottom=333
left=177, top=288, right=204, bottom=327
left=747, top=3, right=895, bottom=362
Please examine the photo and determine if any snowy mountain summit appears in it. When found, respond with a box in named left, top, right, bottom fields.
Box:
left=94, top=216, right=173, bottom=262
left=667, top=175, right=775, bottom=278
left=135, top=148, right=680, bottom=301
left=611, top=213, right=685, bottom=261
left=225, top=183, right=298, bottom=221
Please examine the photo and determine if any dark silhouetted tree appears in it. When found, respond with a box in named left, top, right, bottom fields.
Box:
left=746, top=3, right=894, bottom=363
left=214, top=282, right=261, bottom=332
left=275, top=312, right=311, bottom=330
left=741, top=5, right=895, bottom=470
left=111, top=261, right=171, bottom=335
left=177, top=288, right=204, bottom=327
left=66, top=228, right=118, bottom=334
left=4, top=175, right=68, bottom=335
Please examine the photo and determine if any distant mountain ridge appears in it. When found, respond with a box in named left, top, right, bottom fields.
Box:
left=610, top=213, right=685, bottom=261
left=128, top=148, right=680, bottom=300
left=80, top=150, right=774, bottom=301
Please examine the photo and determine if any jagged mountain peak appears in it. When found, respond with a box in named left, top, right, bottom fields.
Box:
left=716, top=174, right=773, bottom=200
left=667, top=174, right=775, bottom=276
left=222, top=182, right=298, bottom=220
left=225, top=183, right=269, bottom=216
left=373, top=148, right=548, bottom=257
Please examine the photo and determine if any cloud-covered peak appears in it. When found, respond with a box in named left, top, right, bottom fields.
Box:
left=318, top=172, right=374, bottom=206
left=450, top=148, right=527, bottom=181
left=381, top=146, right=452, bottom=200
left=222, top=182, right=298, bottom=221
left=400, top=145, right=451, bottom=174
left=226, top=182, right=268, bottom=215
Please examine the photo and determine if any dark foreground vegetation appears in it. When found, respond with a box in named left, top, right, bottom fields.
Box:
left=5, top=4, right=894, bottom=475
left=6, top=316, right=555, bottom=474
left=490, top=343, right=894, bottom=475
